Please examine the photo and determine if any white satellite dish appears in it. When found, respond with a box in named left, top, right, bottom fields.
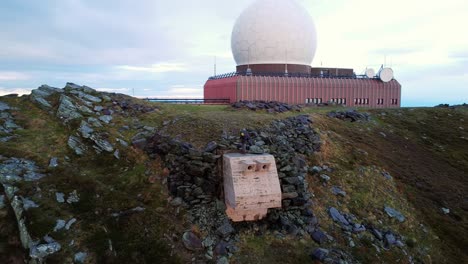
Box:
left=365, top=68, right=375, bottom=78
left=378, top=67, right=394, bottom=82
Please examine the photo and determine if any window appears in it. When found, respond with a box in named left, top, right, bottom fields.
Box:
left=391, top=99, right=399, bottom=105
left=377, top=98, right=384, bottom=105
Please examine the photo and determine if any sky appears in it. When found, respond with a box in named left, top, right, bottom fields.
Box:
left=0, top=0, right=467, bottom=106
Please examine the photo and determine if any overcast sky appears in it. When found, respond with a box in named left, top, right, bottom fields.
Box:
left=0, top=0, right=467, bottom=106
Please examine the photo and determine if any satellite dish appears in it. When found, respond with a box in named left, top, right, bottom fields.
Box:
left=365, top=68, right=375, bottom=78
left=378, top=67, right=394, bottom=82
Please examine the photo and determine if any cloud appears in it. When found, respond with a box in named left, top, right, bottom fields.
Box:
left=116, top=63, right=187, bottom=73
left=0, top=87, right=32, bottom=96
left=96, top=87, right=131, bottom=93
left=0, top=71, right=30, bottom=81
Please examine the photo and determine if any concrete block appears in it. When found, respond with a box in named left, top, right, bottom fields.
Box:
left=223, top=153, right=282, bottom=222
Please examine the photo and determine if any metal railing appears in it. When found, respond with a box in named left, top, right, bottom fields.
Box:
left=208, top=71, right=375, bottom=80
left=144, top=98, right=230, bottom=104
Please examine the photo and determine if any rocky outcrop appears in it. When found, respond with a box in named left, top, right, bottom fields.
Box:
left=27, top=82, right=160, bottom=158
left=327, top=109, right=371, bottom=122
left=0, top=157, right=62, bottom=262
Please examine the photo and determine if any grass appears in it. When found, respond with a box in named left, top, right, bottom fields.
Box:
left=1, top=94, right=466, bottom=263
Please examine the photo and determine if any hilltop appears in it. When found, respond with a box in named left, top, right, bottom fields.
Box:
left=0, top=83, right=466, bottom=264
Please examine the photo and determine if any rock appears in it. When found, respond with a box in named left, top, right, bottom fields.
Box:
left=214, top=241, right=229, bottom=256
left=282, top=192, right=299, bottom=199
left=22, top=198, right=39, bottom=210
left=384, top=232, right=397, bottom=248
left=68, top=136, right=87, bottom=155
left=53, top=219, right=66, bottom=232
left=0, top=195, right=5, bottom=209
left=310, top=166, right=322, bottom=174
left=370, top=228, right=383, bottom=240
left=320, top=174, right=331, bottom=182
left=331, top=186, right=346, bottom=197
left=328, top=207, right=350, bottom=226
left=57, top=95, right=83, bottom=123
left=94, top=106, right=103, bottom=112
left=76, top=91, right=102, bottom=103
left=49, top=157, right=59, bottom=168
left=216, top=222, right=235, bottom=238
left=0, top=101, right=11, bottom=111
left=113, top=149, right=120, bottom=159
left=67, top=190, right=80, bottom=204
left=182, top=231, right=203, bottom=251
left=382, top=172, right=393, bottom=180
left=55, top=193, right=65, bottom=203
left=78, top=121, right=94, bottom=139
left=90, top=135, right=114, bottom=153
left=30, top=240, right=62, bottom=259
left=310, top=248, right=329, bottom=261
left=352, top=223, right=366, bottom=233
left=99, top=115, right=113, bottom=124
left=30, top=90, right=53, bottom=109
left=87, top=117, right=103, bottom=127
left=217, top=256, right=229, bottom=264
left=132, top=138, right=147, bottom=150
left=441, top=207, right=450, bottom=214
left=65, top=218, right=77, bottom=230
left=327, top=110, right=370, bottom=122
left=311, top=229, right=328, bottom=244
left=384, top=206, right=405, bottom=222
left=249, top=145, right=264, bottom=154
left=74, top=252, right=88, bottom=263
left=204, top=141, right=218, bottom=152
left=170, top=197, right=183, bottom=207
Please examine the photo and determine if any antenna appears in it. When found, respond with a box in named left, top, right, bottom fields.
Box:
left=214, top=56, right=217, bottom=77
left=132, top=88, right=135, bottom=97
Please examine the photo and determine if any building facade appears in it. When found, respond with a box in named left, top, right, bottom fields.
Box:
left=204, top=74, right=401, bottom=108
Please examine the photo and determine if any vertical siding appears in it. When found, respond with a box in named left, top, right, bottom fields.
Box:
left=204, top=77, right=238, bottom=103
left=227, top=76, right=401, bottom=108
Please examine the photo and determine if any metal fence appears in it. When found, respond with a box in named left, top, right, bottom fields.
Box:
left=144, top=98, right=230, bottom=104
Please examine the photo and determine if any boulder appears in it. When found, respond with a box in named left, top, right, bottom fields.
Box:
left=384, top=206, right=405, bottom=222
left=328, top=207, right=350, bottom=226
left=182, top=231, right=203, bottom=251
left=310, top=248, right=329, bottom=261
left=57, top=95, right=83, bottom=123
left=68, top=136, right=87, bottom=155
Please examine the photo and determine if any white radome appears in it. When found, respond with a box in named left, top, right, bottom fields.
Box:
left=231, top=0, right=317, bottom=66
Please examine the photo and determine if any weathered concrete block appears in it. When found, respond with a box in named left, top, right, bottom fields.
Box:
left=223, top=153, right=282, bottom=222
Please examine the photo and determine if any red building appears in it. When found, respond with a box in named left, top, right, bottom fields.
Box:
left=204, top=72, right=401, bottom=108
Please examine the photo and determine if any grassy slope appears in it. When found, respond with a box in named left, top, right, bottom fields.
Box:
left=1, top=96, right=466, bottom=263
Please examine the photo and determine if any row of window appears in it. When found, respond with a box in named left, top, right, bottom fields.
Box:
left=305, top=98, right=399, bottom=105
left=306, top=98, right=323, bottom=104
left=330, top=98, right=347, bottom=104
left=355, top=98, right=370, bottom=105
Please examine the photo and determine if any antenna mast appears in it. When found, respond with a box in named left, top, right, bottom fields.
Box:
left=214, top=56, right=217, bottom=77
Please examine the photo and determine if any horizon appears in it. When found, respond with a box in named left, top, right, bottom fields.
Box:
left=1, top=0, right=467, bottom=107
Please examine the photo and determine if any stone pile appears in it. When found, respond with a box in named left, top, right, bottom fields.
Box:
left=145, top=134, right=221, bottom=206
left=232, top=100, right=302, bottom=113
left=143, top=115, right=322, bottom=261
left=327, top=110, right=371, bottom=122
left=326, top=206, right=406, bottom=251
